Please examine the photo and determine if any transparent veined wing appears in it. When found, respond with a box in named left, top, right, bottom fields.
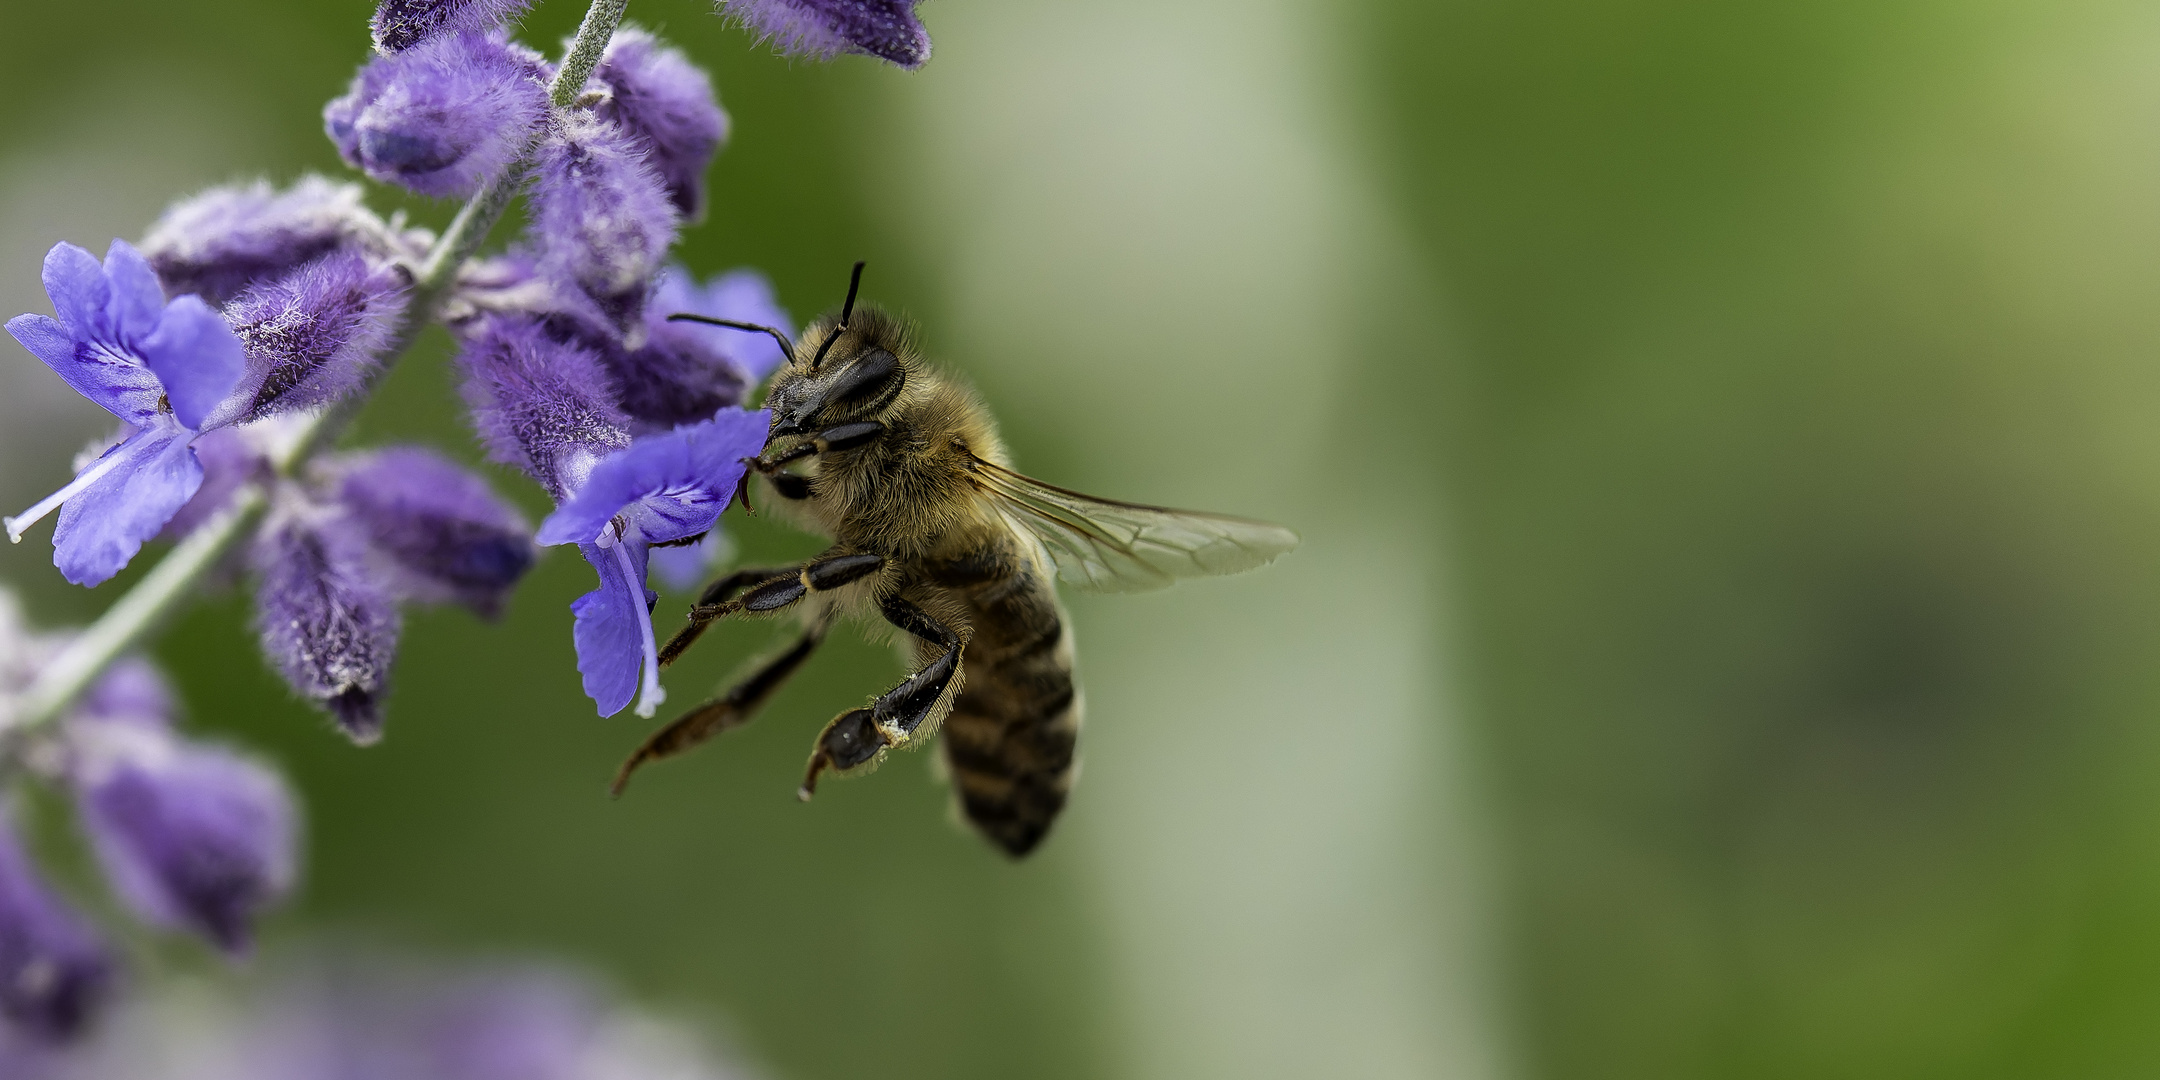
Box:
left=970, top=458, right=1299, bottom=592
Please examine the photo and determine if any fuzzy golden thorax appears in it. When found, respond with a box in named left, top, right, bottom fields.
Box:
left=758, top=306, right=1013, bottom=562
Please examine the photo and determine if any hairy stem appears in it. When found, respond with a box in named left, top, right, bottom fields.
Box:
left=1, top=0, right=629, bottom=737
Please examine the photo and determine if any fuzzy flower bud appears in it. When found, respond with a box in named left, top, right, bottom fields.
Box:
left=372, top=0, right=536, bottom=53
left=719, top=0, right=931, bottom=69
left=325, top=32, right=552, bottom=199
left=138, top=177, right=424, bottom=307
left=68, top=716, right=298, bottom=955
left=252, top=498, right=402, bottom=743
left=326, top=446, right=537, bottom=617
left=593, top=29, right=729, bottom=222
left=0, top=815, right=113, bottom=1045
left=209, top=252, right=409, bottom=427
left=528, top=113, right=680, bottom=337
left=458, top=316, right=633, bottom=500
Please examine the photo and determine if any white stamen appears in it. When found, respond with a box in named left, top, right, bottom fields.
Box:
left=615, top=540, right=666, bottom=719
left=5, top=449, right=130, bottom=544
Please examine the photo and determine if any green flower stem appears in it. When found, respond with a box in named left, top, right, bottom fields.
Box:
left=2, top=0, right=630, bottom=737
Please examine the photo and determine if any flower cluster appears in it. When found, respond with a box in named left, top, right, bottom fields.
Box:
left=0, top=590, right=296, bottom=1051
left=0, top=0, right=934, bottom=1053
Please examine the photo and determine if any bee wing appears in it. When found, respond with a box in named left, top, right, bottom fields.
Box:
left=971, top=459, right=1299, bottom=593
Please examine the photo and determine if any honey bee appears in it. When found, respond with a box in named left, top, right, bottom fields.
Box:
left=612, top=263, right=1298, bottom=856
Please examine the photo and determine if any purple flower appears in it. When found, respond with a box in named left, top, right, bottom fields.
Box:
left=325, top=32, right=552, bottom=200
left=719, top=0, right=931, bottom=69
left=458, top=316, right=633, bottom=500
left=326, top=446, right=536, bottom=617
left=210, top=252, right=409, bottom=427
left=528, top=113, right=679, bottom=337
left=138, top=177, right=424, bottom=307
left=4, top=241, right=246, bottom=586
left=610, top=267, right=789, bottom=430
left=372, top=0, right=537, bottom=53
left=67, top=718, right=297, bottom=955
left=0, top=815, right=113, bottom=1045
left=535, top=410, right=767, bottom=717
left=252, top=499, right=401, bottom=743
left=593, top=29, right=729, bottom=222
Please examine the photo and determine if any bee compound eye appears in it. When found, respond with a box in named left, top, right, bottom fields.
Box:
left=825, top=349, right=901, bottom=407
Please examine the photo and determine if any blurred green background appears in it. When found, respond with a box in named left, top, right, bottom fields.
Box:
left=7, top=0, right=2160, bottom=1076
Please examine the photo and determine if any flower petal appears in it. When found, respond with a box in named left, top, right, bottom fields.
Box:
left=6, top=313, right=162, bottom=423
left=535, top=410, right=764, bottom=547
left=40, top=242, right=110, bottom=341
left=51, top=428, right=203, bottom=586
left=571, top=541, right=650, bottom=717
left=102, top=239, right=167, bottom=343
left=139, top=295, right=246, bottom=430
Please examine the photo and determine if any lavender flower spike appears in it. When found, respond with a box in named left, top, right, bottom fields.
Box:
left=325, top=32, right=551, bottom=200
left=67, top=713, right=298, bottom=954
left=536, top=409, right=768, bottom=717
left=0, top=814, right=113, bottom=1045
left=5, top=240, right=246, bottom=586
left=372, top=0, right=536, bottom=53
left=720, top=0, right=932, bottom=69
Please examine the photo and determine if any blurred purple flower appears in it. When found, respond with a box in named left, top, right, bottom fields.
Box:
left=536, top=410, right=766, bottom=717
left=0, top=815, right=113, bottom=1045
left=4, top=241, right=246, bottom=586
left=611, top=267, right=789, bottom=430
left=252, top=500, right=402, bottom=743
left=719, top=0, right=931, bottom=68
left=372, top=0, right=537, bottom=53
left=648, top=530, right=735, bottom=593
left=458, top=316, right=633, bottom=501
left=326, top=446, right=536, bottom=617
left=67, top=715, right=298, bottom=955
left=528, top=113, right=679, bottom=338
left=72, top=657, right=173, bottom=729
left=593, top=29, right=729, bottom=222
left=325, top=32, right=552, bottom=200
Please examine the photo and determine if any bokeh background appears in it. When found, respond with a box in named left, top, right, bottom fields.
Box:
left=6, top=0, right=2160, bottom=1076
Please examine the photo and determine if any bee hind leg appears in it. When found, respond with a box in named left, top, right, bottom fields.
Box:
left=612, top=619, right=831, bottom=797
left=800, top=597, right=965, bottom=800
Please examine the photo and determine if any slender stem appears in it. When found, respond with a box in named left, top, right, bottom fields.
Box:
left=1, top=0, right=630, bottom=736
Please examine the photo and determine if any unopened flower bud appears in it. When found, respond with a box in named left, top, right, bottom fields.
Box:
left=325, top=32, right=552, bottom=199
left=718, top=0, right=931, bottom=69
left=327, top=446, right=537, bottom=617
left=252, top=498, right=402, bottom=743
left=0, top=815, right=113, bottom=1044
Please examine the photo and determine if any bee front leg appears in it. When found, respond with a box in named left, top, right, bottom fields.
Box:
left=800, top=597, right=965, bottom=799
left=660, top=551, right=886, bottom=666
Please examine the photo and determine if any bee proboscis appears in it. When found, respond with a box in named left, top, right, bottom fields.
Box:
left=613, top=263, right=1298, bottom=857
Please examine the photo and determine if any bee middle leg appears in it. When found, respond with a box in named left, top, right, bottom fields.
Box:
left=800, top=597, right=965, bottom=799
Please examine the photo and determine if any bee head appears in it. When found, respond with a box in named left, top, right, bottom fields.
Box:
left=664, top=261, right=910, bottom=441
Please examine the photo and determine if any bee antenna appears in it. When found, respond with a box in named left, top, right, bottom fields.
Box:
left=808, top=260, right=867, bottom=370
left=666, top=314, right=796, bottom=366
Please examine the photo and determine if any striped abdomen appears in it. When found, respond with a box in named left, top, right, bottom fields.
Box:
left=926, top=546, right=1080, bottom=857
